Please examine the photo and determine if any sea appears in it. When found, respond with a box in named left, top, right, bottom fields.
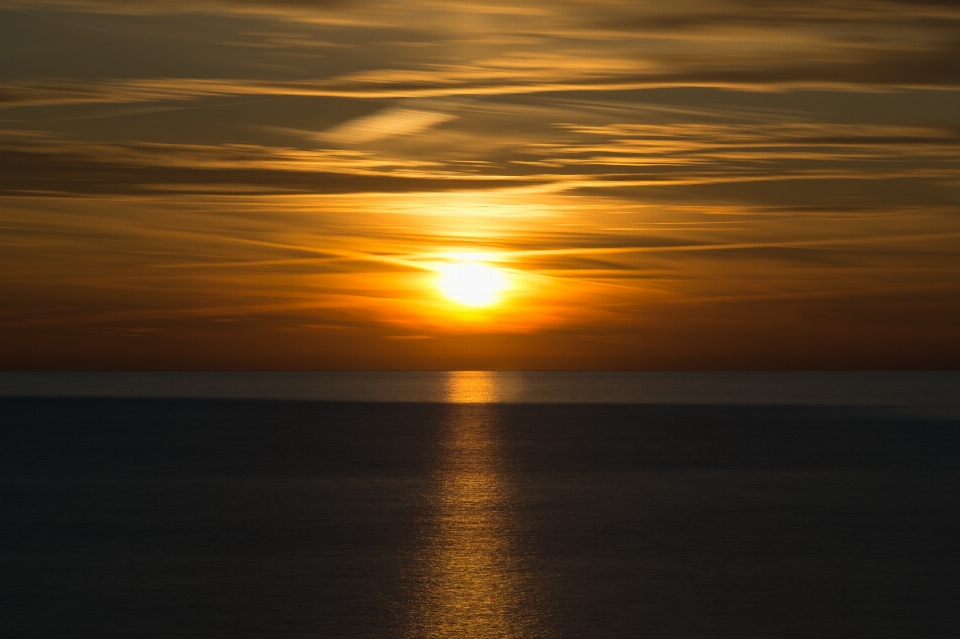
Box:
left=2, top=371, right=959, bottom=638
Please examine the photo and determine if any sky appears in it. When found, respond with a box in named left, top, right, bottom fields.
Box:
left=1, top=0, right=959, bottom=370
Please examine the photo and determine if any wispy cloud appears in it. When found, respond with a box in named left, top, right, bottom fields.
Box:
left=3, top=0, right=960, bottom=367
left=5, top=110, right=959, bottom=200
left=3, top=0, right=960, bottom=111
left=0, top=136, right=537, bottom=196
left=321, top=102, right=461, bottom=144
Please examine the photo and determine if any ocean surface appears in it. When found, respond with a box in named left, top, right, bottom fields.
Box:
left=2, top=372, right=959, bottom=638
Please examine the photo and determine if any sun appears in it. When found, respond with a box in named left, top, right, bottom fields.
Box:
left=436, top=261, right=509, bottom=307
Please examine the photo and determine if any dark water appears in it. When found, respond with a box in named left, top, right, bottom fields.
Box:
left=2, top=373, right=959, bottom=638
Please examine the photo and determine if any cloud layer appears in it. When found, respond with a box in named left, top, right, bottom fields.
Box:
left=2, top=0, right=960, bottom=111
left=2, top=0, right=960, bottom=368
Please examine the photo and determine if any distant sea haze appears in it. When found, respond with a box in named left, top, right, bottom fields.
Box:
left=2, top=371, right=959, bottom=412
left=3, top=371, right=959, bottom=638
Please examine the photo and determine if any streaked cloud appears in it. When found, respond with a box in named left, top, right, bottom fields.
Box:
left=2, top=0, right=960, bottom=112
left=2, top=0, right=959, bottom=368
left=321, top=101, right=462, bottom=144
left=0, top=135, right=536, bottom=196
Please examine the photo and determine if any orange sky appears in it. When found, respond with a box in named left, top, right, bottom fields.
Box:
left=2, top=1, right=960, bottom=369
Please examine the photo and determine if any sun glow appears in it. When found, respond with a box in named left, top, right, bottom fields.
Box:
left=436, top=261, right=509, bottom=308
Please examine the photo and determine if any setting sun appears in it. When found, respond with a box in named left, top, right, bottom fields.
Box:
left=436, top=262, right=509, bottom=308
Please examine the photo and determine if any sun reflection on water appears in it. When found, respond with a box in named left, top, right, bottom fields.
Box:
left=405, top=371, right=547, bottom=638
left=445, top=370, right=501, bottom=403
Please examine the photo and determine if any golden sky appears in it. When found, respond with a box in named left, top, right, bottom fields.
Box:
left=2, top=0, right=959, bottom=369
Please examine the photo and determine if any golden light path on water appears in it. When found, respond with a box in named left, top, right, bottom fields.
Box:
left=406, top=371, right=547, bottom=639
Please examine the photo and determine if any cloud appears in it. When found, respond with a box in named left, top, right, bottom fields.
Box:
left=0, top=79, right=238, bottom=108
left=3, top=0, right=960, bottom=111
left=0, top=137, right=536, bottom=196
left=0, top=64, right=952, bottom=114
left=1, top=0, right=357, bottom=20
left=3, top=0, right=960, bottom=368
left=7, top=110, right=956, bottom=204
left=2, top=45, right=959, bottom=111
left=515, top=121, right=960, bottom=195
left=321, top=103, right=459, bottom=144
left=541, top=122, right=960, bottom=161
